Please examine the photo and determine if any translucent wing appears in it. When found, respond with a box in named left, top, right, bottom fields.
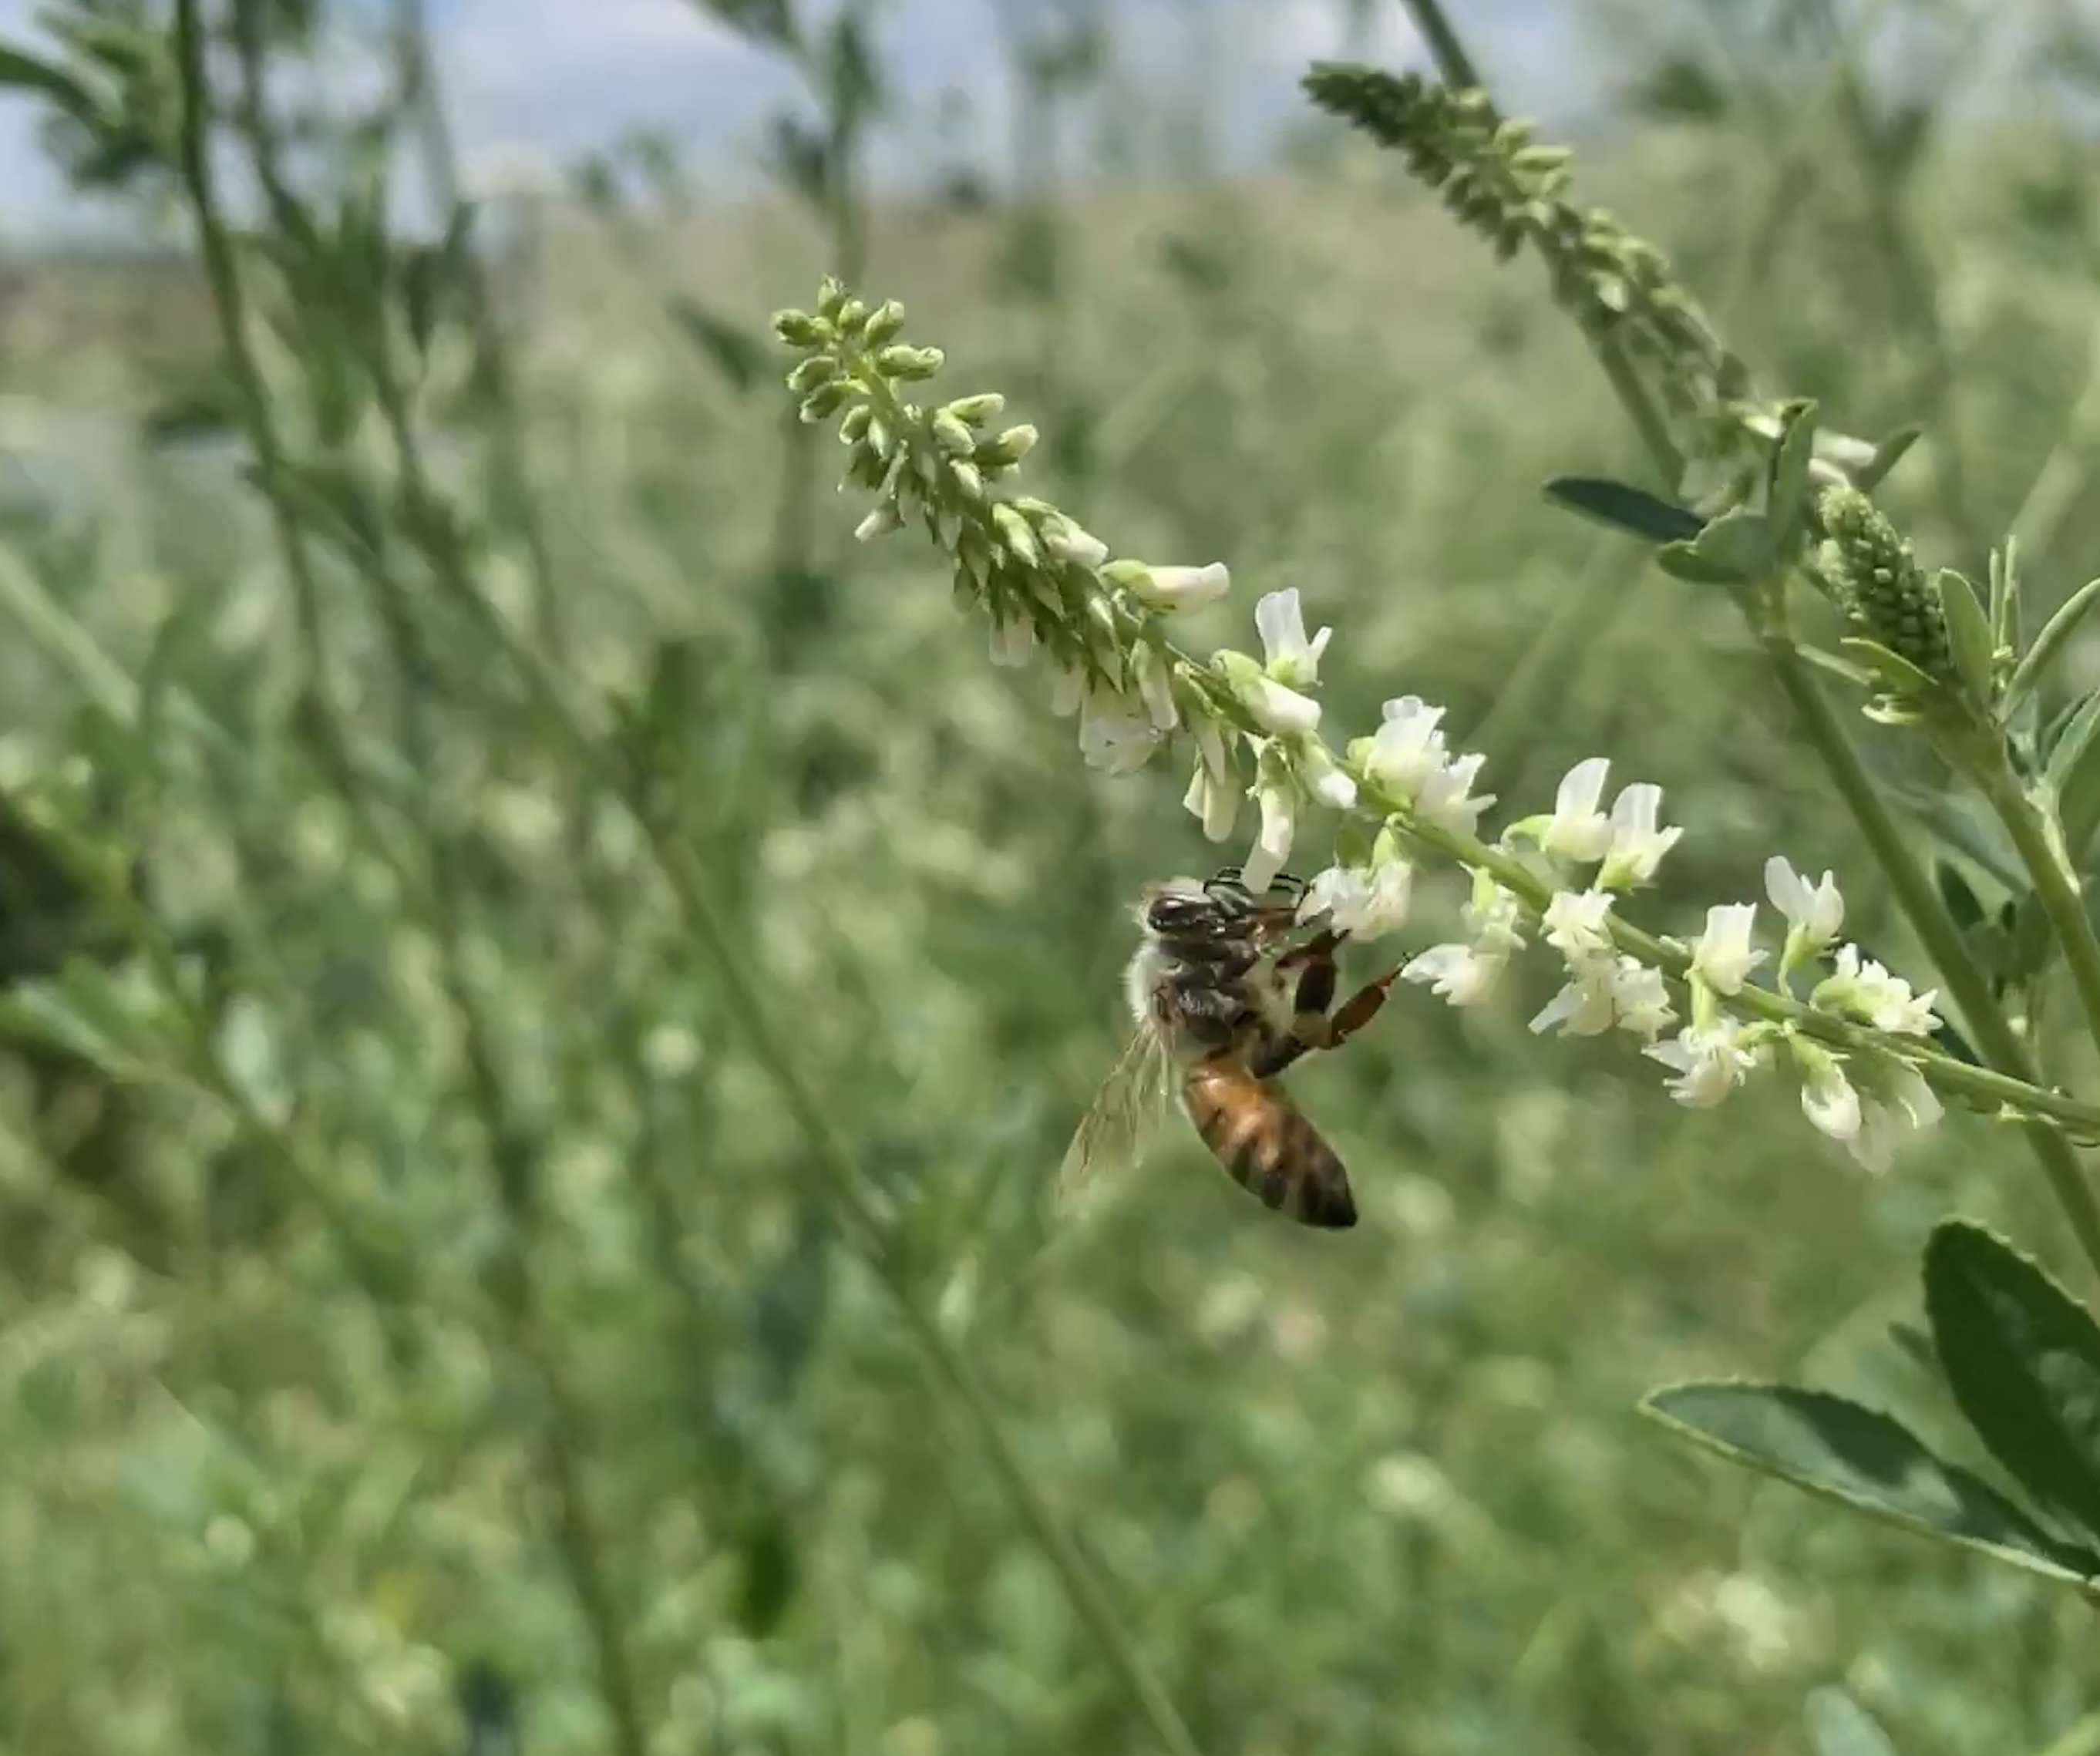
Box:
left=1057, top=1022, right=1178, bottom=1211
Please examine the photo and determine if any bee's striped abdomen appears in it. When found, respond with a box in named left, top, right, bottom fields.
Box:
left=1182, top=1059, right=1358, bottom=1230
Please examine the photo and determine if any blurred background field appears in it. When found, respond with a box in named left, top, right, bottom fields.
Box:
left=1, top=1, right=2099, bottom=1752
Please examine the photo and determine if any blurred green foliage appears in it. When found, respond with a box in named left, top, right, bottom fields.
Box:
left=0, top=1, right=2096, bottom=1753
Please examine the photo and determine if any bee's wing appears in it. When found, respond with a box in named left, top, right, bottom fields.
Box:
left=1057, top=1023, right=1178, bottom=1210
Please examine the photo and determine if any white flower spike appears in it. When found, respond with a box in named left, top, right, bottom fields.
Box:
left=1302, top=859, right=1413, bottom=940
left=1542, top=757, right=1615, bottom=863
left=1125, top=560, right=1230, bottom=611
left=1598, top=783, right=1683, bottom=890
left=1766, top=857, right=1845, bottom=974
left=1645, top=1018, right=1759, bottom=1108
left=1691, top=903, right=1765, bottom=997
left=1254, top=588, right=1333, bottom=688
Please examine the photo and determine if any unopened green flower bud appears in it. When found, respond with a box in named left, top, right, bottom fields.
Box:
left=943, top=392, right=1006, bottom=426
left=1819, top=486, right=1953, bottom=685
left=772, top=307, right=824, bottom=347
left=836, top=297, right=870, bottom=335
left=855, top=502, right=904, bottom=543
left=875, top=344, right=944, bottom=382
left=786, top=355, right=839, bottom=395
left=816, top=278, right=849, bottom=319
left=839, top=404, right=873, bottom=445
left=860, top=299, right=907, bottom=346
left=991, top=503, right=1040, bottom=567
left=980, top=425, right=1038, bottom=467
left=948, top=459, right=984, bottom=501
left=798, top=380, right=853, bottom=424
left=931, top=410, right=976, bottom=455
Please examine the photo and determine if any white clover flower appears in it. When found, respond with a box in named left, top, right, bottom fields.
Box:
left=1531, top=966, right=1620, bottom=1038
left=1049, top=661, right=1087, bottom=718
left=1402, top=941, right=1506, bottom=1007
left=1541, top=757, right=1616, bottom=863
left=1789, top=1039, right=1863, bottom=1146
left=1417, top=751, right=1496, bottom=836
left=1241, top=749, right=1298, bottom=893
left=1403, top=871, right=1525, bottom=1007
left=1849, top=1064, right=1943, bottom=1175
left=1132, top=644, right=1179, bottom=731
left=1816, top=945, right=1942, bottom=1038
left=1077, top=691, right=1159, bottom=774
left=988, top=609, right=1035, bottom=669
left=855, top=502, right=904, bottom=542
left=1365, top=697, right=1449, bottom=798
left=1183, top=717, right=1239, bottom=843
left=1766, top=856, right=1845, bottom=973
left=1690, top=903, right=1765, bottom=997
left=1122, top=560, right=1230, bottom=611
left=1301, top=858, right=1412, bottom=941
left=1610, top=958, right=1677, bottom=1041
left=1461, top=870, right=1526, bottom=960
left=1040, top=515, right=1109, bottom=570
left=1645, top=1017, right=1759, bottom=1108
left=1597, top=783, right=1683, bottom=890
left=1295, top=737, right=1358, bottom=811
left=1542, top=889, right=1615, bottom=967
left=1184, top=759, right=1236, bottom=841
left=1254, top=587, right=1332, bottom=688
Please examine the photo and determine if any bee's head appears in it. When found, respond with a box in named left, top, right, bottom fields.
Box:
left=1137, top=875, right=1217, bottom=937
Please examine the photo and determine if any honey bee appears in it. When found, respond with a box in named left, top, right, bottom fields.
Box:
left=1059, top=867, right=1402, bottom=1230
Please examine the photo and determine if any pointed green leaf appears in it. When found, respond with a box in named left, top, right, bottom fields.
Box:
left=1796, top=644, right=1880, bottom=688
left=2010, top=577, right=2100, bottom=715
left=1853, top=423, right=1922, bottom=493
left=1641, top=1381, right=2095, bottom=1586
left=1657, top=506, right=1777, bottom=587
left=2045, top=688, right=2100, bottom=866
left=1540, top=476, right=1704, bottom=546
left=1840, top=637, right=1940, bottom=701
left=1991, top=538, right=2024, bottom=666
left=0, top=42, right=101, bottom=119
left=1769, top=399, right=1819, bottom=547
left=668, top=295, right=769, bottom=395
left=1883, top=779, right=2026, bottom=893
left=1936, top=568, right=1996, bottom=708
left=1935, top=859, right=1985, bottom=932
left=1924, top=1221, right=2100, bottom=1551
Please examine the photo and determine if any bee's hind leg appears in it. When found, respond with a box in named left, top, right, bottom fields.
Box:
left=1257, top=930, right=1402, bottom=1075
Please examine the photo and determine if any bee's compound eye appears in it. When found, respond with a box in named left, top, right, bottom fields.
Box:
left=1146, top=893, right=1217, bottom=934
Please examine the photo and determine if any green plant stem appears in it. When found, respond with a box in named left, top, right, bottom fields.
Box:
left=1394, top=0, right=2100, bottom=1285
left=1977, top=746, right=2100, bottom=1055
left=345, top=370, right=1205, bottom=1756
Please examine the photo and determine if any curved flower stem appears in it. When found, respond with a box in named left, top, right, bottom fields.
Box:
left=1393, top=0, right=2100, bottom=1286
left=1975, top=747, right=2100, bottom=1061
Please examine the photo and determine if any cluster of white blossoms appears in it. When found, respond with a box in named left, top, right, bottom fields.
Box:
left=778, top=284, right=1951, bottom=1175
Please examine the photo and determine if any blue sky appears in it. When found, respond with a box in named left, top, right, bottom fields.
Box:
left=0, top=0, right=1594, bottom=238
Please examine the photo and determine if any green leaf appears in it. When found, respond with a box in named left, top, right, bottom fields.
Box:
left=0, top=42, right=101, bottom=119
left=1853, top=422, right=1922, bottom=493
left=1540, top=476, right=1704, bottom=546
left=1805, top=1687, right=1901, bottom=1756
left=1882, top=779, right=2026, bottom=893
left=2010, top=576, right=2100, bottom=715
left=1769, top=399, right=1818, bottom=548
left=1657, top=507, right=1776, bottom=587
left=1924, top=1220, right=2100, bottom=1551
left=1795, top=644, right=1879, bottom=688
left=1936, top=567, right=1996, bottom=708
left=1935, top=859, right=1985, bottom=932
left=667, top=295, right=770, bottom=395
left=1991, top=537, right=2024, bottom=665
left=1839, top=637, right=1940, bottom=701
left=1641, top=1381, right=2096, bottom=1586
left=2045, top=688, right=2100, bottom=866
